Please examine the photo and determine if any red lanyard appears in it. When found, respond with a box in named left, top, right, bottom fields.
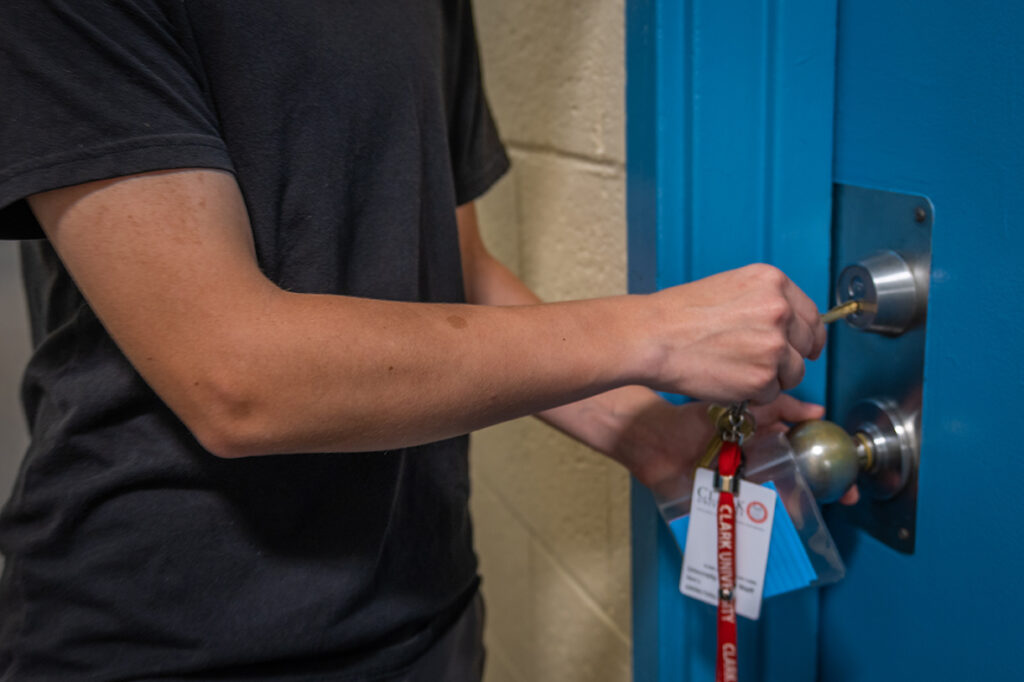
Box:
left=716, top=440, right=742, bottom=682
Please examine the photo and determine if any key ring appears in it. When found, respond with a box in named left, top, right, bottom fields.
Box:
left=722, top=401, right=750, bottom=443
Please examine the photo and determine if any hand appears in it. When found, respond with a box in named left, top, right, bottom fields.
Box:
left=611, top=393, right=858, bottom=506
left=639, top=264, right=827, bottom=404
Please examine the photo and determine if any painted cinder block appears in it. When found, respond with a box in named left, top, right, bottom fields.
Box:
left=471, top=151, right=630, bottom=678
left=528, top=537, right=632, bottom=682
left=471, top=465, right=632, bottom=682
left=475, top=0, right=625, bottom=164
left=469, top=473, right=535, bottom=680
left=471, top=0, right=630, bottom=678
left=475, top=169, right=521, bottom=276
left=472, top=417, right=631, bottom=634
left=512, top=151, right=625, bottom=301
left=480, top=648, right=526, bottom=682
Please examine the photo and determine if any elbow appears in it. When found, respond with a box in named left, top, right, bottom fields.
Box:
left=192, top=420, right=261, bottom=459
left=172, top=368, right=273, bottom=459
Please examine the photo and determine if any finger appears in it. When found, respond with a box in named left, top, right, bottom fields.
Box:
left=772, top=393, right=824, bottom=423
left=777, top=345, right=806, bottom=391
left=782, top=278, right=826, bottom=359
left=786, top=314, right=817, bottom=358
left=749, top=393, right=823, bottom=432
left=750, top=371, right=782, bottom=405
left=780, top=276, right=819, bottom=326
left=809, top=320, right=827, bottom=361
left=838, top=485, right=860, bottom=506
left=811, top=315, right=828, bottom=360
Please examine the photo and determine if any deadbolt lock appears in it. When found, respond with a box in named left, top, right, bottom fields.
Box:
left=835, top=249, right=929, bottom=336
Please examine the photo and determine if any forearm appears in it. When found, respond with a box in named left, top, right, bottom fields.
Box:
left=183, top=289, right=650, bottom=457
left=460, top=242, right=672, bottom=460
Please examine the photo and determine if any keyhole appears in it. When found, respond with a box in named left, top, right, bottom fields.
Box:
left=847, top=275, right=866, bottom=300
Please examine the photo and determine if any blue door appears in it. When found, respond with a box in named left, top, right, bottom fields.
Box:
left=820, top=2, right=1024, bottom=679
left=629, top=1, right=1024, bottom=680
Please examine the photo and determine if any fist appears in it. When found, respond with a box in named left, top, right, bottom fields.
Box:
left=641, top=264, right=826, bottom=404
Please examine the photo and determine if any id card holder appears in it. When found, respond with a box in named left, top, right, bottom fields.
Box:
left=656, top=431, right=846, bottom=615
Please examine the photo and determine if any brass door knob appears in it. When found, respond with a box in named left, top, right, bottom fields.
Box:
left=788, top=398, right=917, bottom=504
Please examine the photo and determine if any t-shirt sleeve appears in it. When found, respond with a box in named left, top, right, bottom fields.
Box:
left=445, top=1, right=511, bottom=206
left=0, top=0, right=234, bottom=239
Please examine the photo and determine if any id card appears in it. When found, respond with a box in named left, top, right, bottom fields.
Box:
left=679, top=467, right=776, bottom=620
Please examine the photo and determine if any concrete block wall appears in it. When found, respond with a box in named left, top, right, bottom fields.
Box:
left=470, top=2, right=631, bottom=681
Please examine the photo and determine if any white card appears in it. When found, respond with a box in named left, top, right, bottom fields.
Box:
left=679, top=467, right=777, bottom=620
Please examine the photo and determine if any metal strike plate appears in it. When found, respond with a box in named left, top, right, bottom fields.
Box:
left=827, top=184, right=932, bottom=554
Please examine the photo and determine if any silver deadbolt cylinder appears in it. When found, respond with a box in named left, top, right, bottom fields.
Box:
left=836, top=249, right=926, bottom=335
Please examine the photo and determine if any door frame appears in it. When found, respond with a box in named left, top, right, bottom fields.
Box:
left=627, top=1, right=838, bottom=679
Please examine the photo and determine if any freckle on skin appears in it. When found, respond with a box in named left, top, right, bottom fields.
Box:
left=446, top=315, right=468, bottom=330
left=388, top=366, right=394, bottom=372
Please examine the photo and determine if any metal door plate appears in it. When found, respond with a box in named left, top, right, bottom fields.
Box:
left=827, top=184, right=932, bottom=554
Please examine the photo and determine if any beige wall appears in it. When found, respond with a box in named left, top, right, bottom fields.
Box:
left=470, top=2, right=631, bottom=681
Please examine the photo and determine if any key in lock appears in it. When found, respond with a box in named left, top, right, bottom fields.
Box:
left=834, top=249, right=929, bottom=336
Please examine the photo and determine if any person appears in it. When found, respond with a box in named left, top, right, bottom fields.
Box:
left=0, top=1, right=849, bottom=680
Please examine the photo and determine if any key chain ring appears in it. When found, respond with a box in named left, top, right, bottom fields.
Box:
left=723, top=401, right=753, bottom=444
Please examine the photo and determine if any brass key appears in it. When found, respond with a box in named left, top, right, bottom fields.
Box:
left=820, top=299, right=862, bottom=324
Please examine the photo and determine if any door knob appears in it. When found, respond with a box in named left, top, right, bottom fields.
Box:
left=787, top=398, right=918, bottom=504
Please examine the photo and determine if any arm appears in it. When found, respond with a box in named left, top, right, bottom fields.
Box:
left=457, top=203, right=835, bottom=496
left=28, top=169, right=824, bottom=459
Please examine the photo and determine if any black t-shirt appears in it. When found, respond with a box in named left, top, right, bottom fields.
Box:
left=0, top=1, right=509, bottom=680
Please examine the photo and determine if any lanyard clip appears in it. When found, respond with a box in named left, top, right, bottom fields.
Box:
left=714, top=472, right=739, bottom=494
